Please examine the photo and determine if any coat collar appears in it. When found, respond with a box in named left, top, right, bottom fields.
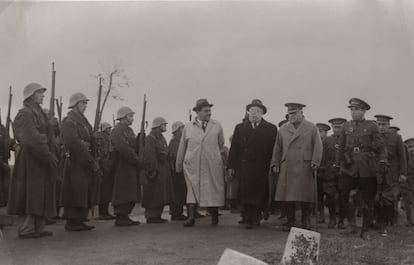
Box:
left=287, top=119, right=311, bottom=146
left=66, top=110, right=92, bottom=132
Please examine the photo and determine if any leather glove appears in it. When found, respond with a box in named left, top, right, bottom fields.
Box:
left=226, top=168, right=234, bottom=182
left=399, top=175, right=407, bottom=184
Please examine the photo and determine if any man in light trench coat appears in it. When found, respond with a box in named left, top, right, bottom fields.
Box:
left=271, top=103, right=323, bottom=231
left=176, top=99, right=225, bottom=227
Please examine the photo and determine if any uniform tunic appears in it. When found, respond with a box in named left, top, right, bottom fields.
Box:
left=320, top=135, right=340, bottom=195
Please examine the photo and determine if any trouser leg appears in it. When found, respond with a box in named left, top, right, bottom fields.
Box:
left=285, top=202, right=295, bottom=227
left=114, top=202, right=135, bottom=216
left=170, top=205, right=184, bottom=217
left=145, top=206, right=164, bottom=219
left=359, top=177, right=377, bottom=233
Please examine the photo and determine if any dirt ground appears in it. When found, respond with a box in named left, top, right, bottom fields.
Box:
left=1, top=207, right=414, bottom=265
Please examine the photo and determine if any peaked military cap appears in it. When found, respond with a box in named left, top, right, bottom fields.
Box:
left=404, top=138, right=414, bottom=145
left=328, top=118, right=347, bottom=125
left=316, top=123, right=331, bottom=131
left=348, top=98, right=370, bottom=110
left=374, top=114, right=393, bottom=122
left=246, top=99, right=267, bottom=114
left=285, top=103, right=306, bottom=114
left=389, top=126, right=400, bottom=132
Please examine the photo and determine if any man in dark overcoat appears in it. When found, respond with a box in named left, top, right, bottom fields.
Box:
left=8, top=83, right=57, bottom=238
left=168, top=121, right=187, bottom=221
left=227, top=99, right=277, bottom=229
left=110, top=106, right=141, bottom=226
left=60, top=93, right=101, bottom=232
left=142, top=117, right=173, bottom=224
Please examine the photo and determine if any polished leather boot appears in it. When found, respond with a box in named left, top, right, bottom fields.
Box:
left=210, top=207, right=219, bottom=225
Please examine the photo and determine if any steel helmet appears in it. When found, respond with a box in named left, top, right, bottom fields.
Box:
left=171, top=121, right=184, bottom=133
left=151, top=117, right=168, bottom=129
left=101, top=122, right=112, bottom=131
left=23, top=83, right=46, bottom=101
left=116, top=106, right=135, bottom=120
left=68, top=93, right=89, bottom=109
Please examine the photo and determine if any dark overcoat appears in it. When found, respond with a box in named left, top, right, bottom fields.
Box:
left=8, top=102, right=56, bottom=217
left=227, top=119, right=277, bottom=206
left=319, top=135, right=340, bottom=195
left=382, top=132, right=407, bottom=182
left=96, top=130, right=115, bottom=205
left=110, top=123, right=140, bottom=206
left=60, top=110, right=99, bottom=209
left=168, top=132, right=187, bottom=206
left=142, top=129, right=173, bottom=208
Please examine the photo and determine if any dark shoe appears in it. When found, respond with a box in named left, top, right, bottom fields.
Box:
left=39, top=231, right=53, bottom=237
left=183, top=218, right=195, bottom=227
left=171, top=215, right=188, bottom=221
left=126, top=216, right=140, bottom=225
left=115, top=219, right=138, bottom=227
left=262, top=211, right=270, bottom=221
left=97, top=214, right=116, bottom=221
left=282, top=225, right=292, bottom=232
left=380, top=228, right=388, bottom=237
left=19, top=232, right=42, bottom=239
left=147, top=218, right=167, bottom=224
left=45, top=219, right=57, bottom=225
left=238, top=219, right=247, bottom=225
left=65, top=224, right=84, bottom=232
left=81, top=222, right=95, bottom=231
left=245, top=222, right=253, bottom=230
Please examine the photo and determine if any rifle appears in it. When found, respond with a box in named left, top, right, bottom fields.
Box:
left=112, top=114, right=116, bottom=127
left=93, top=77, right=103, bottom=133
left=3, top=86, right=12, bottom=162
left=189, top=109, right=192, bottom=122
left=49, top=62, right=56, bottom=119
left=138, top=94, right=147, bottom=185
left=55, top=96, right=63, bottom=126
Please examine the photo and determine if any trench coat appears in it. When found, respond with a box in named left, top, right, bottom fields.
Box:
left=110, top=123, right=140, bottom=206
left=60, top=110, right=99, bottom=209
left=271, top=119, right=323, bottom=203
left=168, top=131, right=187, bottom=206
left=176, top=119, right=225, bottom=207
left=8, top=102, right=56, bottom=217
left=142, top=129, right=173, bottom=208
left=227, top=119, right=277, bottom=206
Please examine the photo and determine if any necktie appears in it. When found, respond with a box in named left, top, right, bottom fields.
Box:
left=202, top=121, right=206, bottom=132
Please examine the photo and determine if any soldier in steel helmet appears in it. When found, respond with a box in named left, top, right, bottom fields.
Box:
left=142, top=117, right=173, bottom=224
left=95, top=122, right=115, bottom=220
left=60, top=93, right=102, bottom=232
left=110, top=107, right=141, bottom=226
left=8, top=83, right=57, bottom=239
left=168, top=121, right=188, bottom=221
left=335, top=98, right=387, bottom=240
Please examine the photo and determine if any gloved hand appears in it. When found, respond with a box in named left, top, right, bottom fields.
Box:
left=399, top=175, right=407, bottom=184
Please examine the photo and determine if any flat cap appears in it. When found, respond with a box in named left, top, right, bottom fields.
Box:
left=405, top=138, right=414, bottom=145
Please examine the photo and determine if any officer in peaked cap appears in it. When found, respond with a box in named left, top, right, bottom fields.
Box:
left=326, top=118, right=348, bottom=229
left=335, top=98, right=387, bottom=240
left=374, top=114, right=406, bottom=235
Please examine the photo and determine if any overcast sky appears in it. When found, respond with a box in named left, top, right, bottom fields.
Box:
left=1, top=0, right=414, bottom=143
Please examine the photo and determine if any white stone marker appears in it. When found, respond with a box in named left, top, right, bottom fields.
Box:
left=281, top=227, right=320, bottom=265
left=217, top=248, right=268, bottom=265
